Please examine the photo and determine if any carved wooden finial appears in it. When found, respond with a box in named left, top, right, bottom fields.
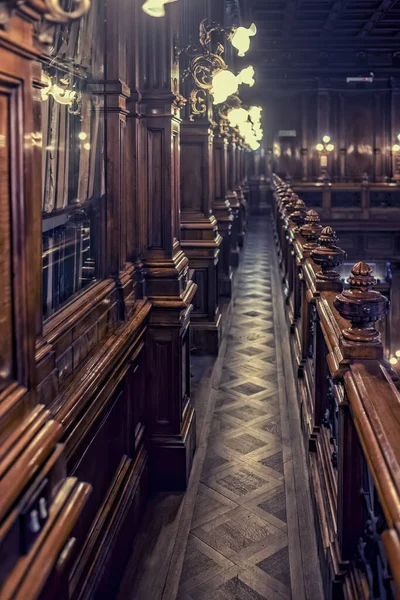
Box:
left=300, top=210, right=323, bottom=252
left=311, top=226, right=345, bottom=289
left=284, top=192, right=299, bottom=215
left=281, top=188, right=293, bottom=205
left=290, top=199, right=307, bottom=230
left=334, top=262, right=389, bottom=345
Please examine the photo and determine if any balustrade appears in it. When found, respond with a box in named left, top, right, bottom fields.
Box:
left=272, top=174, right=400, bottom=600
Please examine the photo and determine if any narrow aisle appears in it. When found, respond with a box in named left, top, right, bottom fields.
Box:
left=177, top=218, right=322, bottom=600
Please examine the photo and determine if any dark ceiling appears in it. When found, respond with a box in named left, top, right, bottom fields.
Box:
left=239, top=0, right=400, bottom=87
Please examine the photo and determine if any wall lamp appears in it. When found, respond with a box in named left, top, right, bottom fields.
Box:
left=228, top=23, right=257, bottom=57
left=392, top=133, right=400, bottom=153
left=41, top=72, right=81, bottom=114
left=221, top=100, right=262, bottom=151
left=211, top=65, right=255, bottom=105
left=392, top=134, right=400, bottom=182
left=182, top=20, right=256, bottom=116
left=316, top=135, right=334, bottom=171
left=316, top=135, right=334, bottom=153
left=142, top=0, right=177, bottom=17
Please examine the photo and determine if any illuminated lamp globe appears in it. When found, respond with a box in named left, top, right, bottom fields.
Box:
left=142, top=0, right=177, bottom=17
left=78, top=132, right=87, bottom=140
left=249, top=106, right=262, bottom=122
left=231, top=23, right=257, bottom=57
left=326, top=143, right=334, bottom=152
left=238, top=66, right=255, bottom=87
left=392, top=144, right=400, bottom=152
left=316, top=143, right=324, bottom=151
left=397, top=133, right=400, bottom=141
left=239, top=122, right=253, bottom=138
left=228, top=107, right=249, bottom=126
left=211, top=70, right=238, bottom=104
left=322, top=135, right=331, bottom=143
left=390, top=357, right=398, bottom=365
left=396, top=349, right=400, bottom=358
left=249, top=139, right=260, bottom=151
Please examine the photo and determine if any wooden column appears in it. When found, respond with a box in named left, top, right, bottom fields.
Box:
left=213, top=132, right=233, bottom=297
left=180, top=119, right=222, bottom=354
left=179, top=0, right=223, bottom=354
left=103, top=0, right=140, bottom=319
left=228, top=138, right=240, bottom=266
left=249, top=152, right=260, bottom=214
left=235, top=141, right=246, bottom=248
left=138, top=3, right=197, bottom=489
left=238, top=143, right=248, bottom=241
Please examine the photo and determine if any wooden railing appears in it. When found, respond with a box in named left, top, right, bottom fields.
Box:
left=272, top=175, right=400, bottom=600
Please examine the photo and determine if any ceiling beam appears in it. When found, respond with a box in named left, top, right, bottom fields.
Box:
left=358, top=0, right=399, bottom=37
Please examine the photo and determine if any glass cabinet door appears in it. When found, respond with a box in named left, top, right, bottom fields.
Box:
left=41, top=0, right=105, bottom=319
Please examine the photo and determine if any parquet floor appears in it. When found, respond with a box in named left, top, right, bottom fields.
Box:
left=176, top=219, right=322, bottom=600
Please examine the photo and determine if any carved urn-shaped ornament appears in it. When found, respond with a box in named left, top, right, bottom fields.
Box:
left=280, top=188, right=293, bottom=208
left=334, top=262, right=389, bottom=345
left=290, top=199, right=307, bottom=230
left=300, top=210, right=323, bottom=252
left=311, top=226, right=345, bottom=287
left=284, top=193, right=299, bottom=216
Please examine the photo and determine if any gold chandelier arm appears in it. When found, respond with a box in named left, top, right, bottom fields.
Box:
left=44, top=0, right=91, bottom=23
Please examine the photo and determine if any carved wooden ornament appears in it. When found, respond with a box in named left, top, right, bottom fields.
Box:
left=334, top=262, right=389, bottom=344
left=300, top=209, right=323, bottom=251
left=311, top=226, right=345, bottom=282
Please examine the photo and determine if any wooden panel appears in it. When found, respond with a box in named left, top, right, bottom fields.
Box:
left=214, top=145, right=222, bottom=200
left=344, top=94, right=374, bottom=179
left=0, top=87, right=13, bottom=383
left=370, top=190, right=400, bottom=208
left=147, top=129, right=164, bottom=249
left=181, top=143, right=204, bottom=212
left=331, top=190, right=361, bottom=208
left=191, top=268, right=207, bottom=317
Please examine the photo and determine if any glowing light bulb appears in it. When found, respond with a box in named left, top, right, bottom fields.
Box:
left=249, top=106, right=262, bottom=123
left=228, top=107, right=249, bottom=126
left=249, top=139, right=260, bottom=151
left=142, top=0, right=177, bottom=17
left=397, top=133, right=400, bottom=141
left=211, top=70, right=238, bottom=104
left=78, top=132, right=87, bottom=140
left=316, top=143, right=324, bottom=151
left=239, top=122, right=253, bottom=137
left=390, top=357, right=398, bottom=365
left=392, top=144, right=400, bottom=152
left=237, top=65, right=255, bottom=87
left=326, top=143, right=334, bottom=152
left=322, top=135, right=331, bottom=143
left=83, top=142, right=91, bottom=150
left=396, top=349, right=400, bottom=358
left=230, top=23, right=257, bottom=57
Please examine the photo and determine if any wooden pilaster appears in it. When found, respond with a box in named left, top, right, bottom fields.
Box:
left=137, top=2, right=197, bottom=489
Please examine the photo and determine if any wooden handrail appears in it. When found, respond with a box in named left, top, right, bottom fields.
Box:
left=272, top=173, right=400, bottom=599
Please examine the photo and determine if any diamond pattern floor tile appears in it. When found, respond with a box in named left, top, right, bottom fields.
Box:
left=178, top=219, right=292, bottom=599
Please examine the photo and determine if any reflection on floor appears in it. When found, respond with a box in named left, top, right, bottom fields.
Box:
left=177, top=219, right=322, bottom=600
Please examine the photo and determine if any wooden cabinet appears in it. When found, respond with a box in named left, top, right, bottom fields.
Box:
left=0, top=0, right=195, bottom=597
